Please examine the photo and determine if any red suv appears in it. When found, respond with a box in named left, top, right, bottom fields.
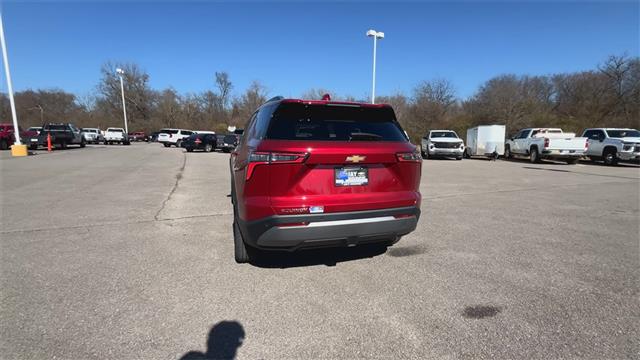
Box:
left=230, top=96, right=422, bottom=263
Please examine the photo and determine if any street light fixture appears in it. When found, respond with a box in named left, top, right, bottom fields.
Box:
left=28, top=105, right=44, bottom=124
left=366, top=29, right=384, bottom=104
left=116, top=68, right=129, bottom=134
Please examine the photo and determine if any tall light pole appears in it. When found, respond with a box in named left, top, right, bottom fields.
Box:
left=0, top=12, right=21, bottom=145
left=366, top=29, right=384, bottom=104
left=28, top=105, right=44, bottom=124
left=116, top=68, right=128, bottom=134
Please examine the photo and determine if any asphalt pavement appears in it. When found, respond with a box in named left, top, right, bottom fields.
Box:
left=1, top=143, right=638, bottom=359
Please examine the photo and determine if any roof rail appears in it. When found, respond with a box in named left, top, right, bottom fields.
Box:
left=265, top=96, right=284, bottom=103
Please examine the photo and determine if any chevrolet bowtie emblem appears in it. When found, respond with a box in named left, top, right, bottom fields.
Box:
left=346, top=155, right=366, bottom=163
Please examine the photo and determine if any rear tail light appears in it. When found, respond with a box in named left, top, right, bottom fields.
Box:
left=397, top=150, right=422, bottom=162
left=585, top=141, right=589, bottom=150
left=195, top=138, right=202, bottom=144
left=246, top=151, right=309, bottom=180
left=544, top=138, right=549, bottom=148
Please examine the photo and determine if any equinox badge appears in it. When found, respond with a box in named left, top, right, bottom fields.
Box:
left=346, top=155, right=366, bottom=163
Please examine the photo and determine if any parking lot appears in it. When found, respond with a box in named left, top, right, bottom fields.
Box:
left=1, top=143, right=638, bottom=359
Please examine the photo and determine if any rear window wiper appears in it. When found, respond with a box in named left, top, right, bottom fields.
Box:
left=349, top=132, right=383, bottom=141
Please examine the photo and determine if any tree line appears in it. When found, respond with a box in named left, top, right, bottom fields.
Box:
left=1, top=55, right=638, bottom=141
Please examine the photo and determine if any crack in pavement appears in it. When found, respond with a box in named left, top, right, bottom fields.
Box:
left=154, top=153, right=187, bottom=221
left=0, top=213, right=232, bottom=235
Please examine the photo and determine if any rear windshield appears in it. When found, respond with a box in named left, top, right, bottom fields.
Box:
left=107, top=128, right=123, bottom=133
left=160, top=129, right=179, bottom=134
left=266, top=103, right=407, bottom=142
left=44, top=125, right=67, bottom=131
left=606, top=129, right=640, bottom=138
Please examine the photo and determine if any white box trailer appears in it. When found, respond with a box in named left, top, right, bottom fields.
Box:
left=465, top=125, right=506, bottom=158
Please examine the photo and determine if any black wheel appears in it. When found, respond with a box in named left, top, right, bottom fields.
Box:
left=186, top=148, right=193, bottom=152
left=176, top=140, right=182, bottom=148
left=80, top=139, right=86, bottom=148
left=529, top=147, right=539, bottom=163
left=565, top=158, right=578, bottom=165
left=61, top=141, right=67, bottom=150
left=603, top=148, right=618, bottom=166
left=163, top=143, right=170, bottom=148
left=204, top=143, right=213, bottom=153
left=233, top=221, right=251, bottom=264
left=456, top=156, right=462, bottom=160
left=504, top=146, right=512, bottom=159
left=0, top=139, right=8, bottom=150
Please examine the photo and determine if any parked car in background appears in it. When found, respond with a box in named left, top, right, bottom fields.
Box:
left=465, top=125, right=506, bottom=159
left=421, top=130, right=464, bottom=160
left=27, top=126, right=42, bottom=134
left=81, top=128, right=103, bottom=144
left=0, top=123, right=37, bottom=150
left=194, top=130, right=216, bottom=135
left=147, top=131, right=160, bottom=142
left=229, top=96, right=422, bottom=263
left=129, top=131, right=147, bottom=142
left=182, top=133, right=217, bottom=152
left=34, top=123, right=85, bottom=149
left=582, top=128, right=640, bottom=165
left=505, top=128, right=587, bottom=164
left=104, top=128, right=130, bottom=145
left=157, top=129, right=193, bottom=147
left=217, top=133, right=240, bottom=153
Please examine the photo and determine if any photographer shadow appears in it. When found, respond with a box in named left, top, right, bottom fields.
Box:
left=180, top=321, right=245, bottom=360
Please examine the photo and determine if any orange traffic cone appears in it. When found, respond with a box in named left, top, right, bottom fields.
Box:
left=47, top=133, right=52, bottom=152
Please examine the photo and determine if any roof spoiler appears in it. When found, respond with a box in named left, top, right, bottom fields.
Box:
left=265, top=96, right=284, bottom=103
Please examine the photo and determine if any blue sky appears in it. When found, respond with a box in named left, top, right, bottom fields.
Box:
left=1, top=1, right=638, bottom=100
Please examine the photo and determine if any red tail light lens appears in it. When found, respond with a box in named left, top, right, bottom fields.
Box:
left=397, top=150, right=422, bottom=162
left=246, top=151, right=308, bottom=180
left=585, top=140, right=589, bottom=149
left=195, top=138, right=202, bottom=144
left=544, top=138, right=549, bottom=148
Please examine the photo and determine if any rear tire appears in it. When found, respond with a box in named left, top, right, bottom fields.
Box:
left=504, top=146, right=512, bottom=159
left=80, top=139, right=86, bottom=148
left=163, top=143, right=170, bottom=148
left=176, top=140, right=182, bottom=148
left=233, top=221, right=251, bottom=264
left=456, top=156, right=462, bottom=160
left=205, top=143, right=213, bottom=153
left=603, top=148, right=618, bottom=166
left=0, top=139, right=8, bottom=150
left=529, top=148, right=539, bottom=163
left=565, top=158, right=578, bottom=165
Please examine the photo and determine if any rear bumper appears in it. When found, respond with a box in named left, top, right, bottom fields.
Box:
left=541, top=149, right=585, bottom=158
left=238, top=206, right=420, bottom=251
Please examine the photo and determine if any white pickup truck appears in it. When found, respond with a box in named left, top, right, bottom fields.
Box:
left=582, top=128, right=640, bottom=165
left=505, top=128, right=588, bottom=164
left=104, top=128, right=130, bottom=145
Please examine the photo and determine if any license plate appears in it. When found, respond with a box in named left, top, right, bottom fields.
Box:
left=31, top=139, right=37, bottom=142
left=335, top=167, right=368, bottom=186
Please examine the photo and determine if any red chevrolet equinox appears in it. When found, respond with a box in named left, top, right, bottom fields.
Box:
left=230, top=96, right=422, bottom=263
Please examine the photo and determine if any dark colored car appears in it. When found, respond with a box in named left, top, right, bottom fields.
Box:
left=182, top=133, right=217, bottom=152
left=147, top=131, right=160, bottom=142
left=216, top=134, right=240, bottom=153
left=33, top=123, right=85, bottom=149
left=229, top=96, right=422, bottom=263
